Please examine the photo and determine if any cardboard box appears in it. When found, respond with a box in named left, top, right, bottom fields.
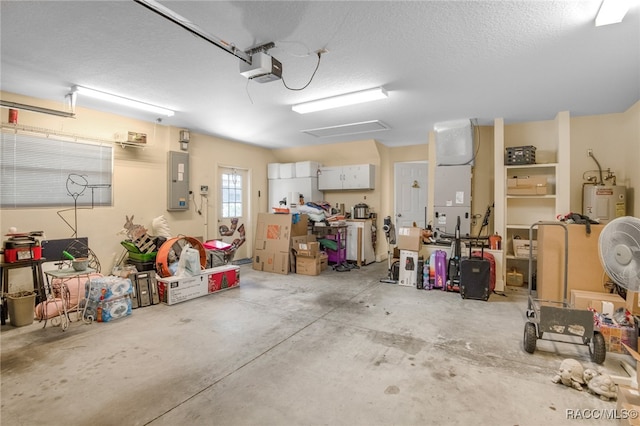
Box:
left=157, top=273, right=209, bottom=305
left=254, top=213, right=309, bottom=274
left=621, top=342, right=640, bottom=390
left=399, top=250, right=419, bottom=287
left=397, top=227, right=423, bottom=252
left=295, top=241, right=319, bottom=258
left=253, top=249, right=289, bottom=275
left=627, top=291, right=640, bottom=316
left=599, top=321, right=637, bottom=354
left=617, top=386, right=640, bottom=425
left=537, top=224, right=606, bottom=302
left=294, top=238, right=321, bottom=276
left=506, top=176, right=547, bottom=195
left=206, top=265, right=240, bottom=293
left=513, top=238, right=537, bottom=258
left=296, top=256, right=321, bottom=276
left=570, top=289, right=626, bottom=312
left=319, top=252, right=328, bottom=271
left=290, top=234, right=316, bottom=272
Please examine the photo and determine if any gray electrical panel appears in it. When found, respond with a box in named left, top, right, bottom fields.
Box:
left=433, top=165, right=472, bottom=238
left=167, top=151, right=189, bottom=211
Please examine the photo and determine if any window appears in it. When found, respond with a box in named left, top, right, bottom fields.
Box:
left=1, top=130, right=113, bottom=208
left=221, top=171, right=242, bottom=218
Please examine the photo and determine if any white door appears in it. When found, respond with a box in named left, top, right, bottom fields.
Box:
left=394, top=162, right=428, bottom=229
left=218, top=167, right=250, bottom=261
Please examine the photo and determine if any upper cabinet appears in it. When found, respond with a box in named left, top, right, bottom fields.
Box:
left=318, top=164, right=375, bottom=190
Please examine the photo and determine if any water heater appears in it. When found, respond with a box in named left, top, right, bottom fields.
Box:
left=583, top=185, right=626, bottom=223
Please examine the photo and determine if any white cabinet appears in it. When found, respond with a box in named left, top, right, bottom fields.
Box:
left=493, top=112, right=570, bottom=287
left=268, top=177, right=323, bottom=209
left=345, top=219, right=375, bottom=265
left=318, top=164, right=375, bottom=190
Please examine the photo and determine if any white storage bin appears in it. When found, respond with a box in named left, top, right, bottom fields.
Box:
left=513, top=239, right=537, bottom=258
left=279, top=163, right=296, bottom=179
left=295, top=161, right=320, bottom=178
left=267, top=163, right=280, bottom=179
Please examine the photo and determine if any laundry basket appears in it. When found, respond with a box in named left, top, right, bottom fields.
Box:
left=7, top=291, right=36, bottom=327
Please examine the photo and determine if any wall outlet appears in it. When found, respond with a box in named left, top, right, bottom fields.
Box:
left=200, top=185, right=209, bottom=195
left=587, top=148, right=593, bottom=157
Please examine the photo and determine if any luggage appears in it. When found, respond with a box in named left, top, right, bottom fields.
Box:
left=460, top=250, right=491, bottom=301
left=471, top=250, right=496, bottom=293
left=427, top=250, right=447, bottom=290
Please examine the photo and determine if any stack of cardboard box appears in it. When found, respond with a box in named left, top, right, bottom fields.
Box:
left=294, top=240, right=321, bottom=276
left=396, top=227, right=423, bottom=287
left=253, top=213, right=308, bottom=274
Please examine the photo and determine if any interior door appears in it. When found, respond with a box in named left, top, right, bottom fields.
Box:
left=218, top=166, right=250, bottom=261
left=394, top=162, right=428, bottom=229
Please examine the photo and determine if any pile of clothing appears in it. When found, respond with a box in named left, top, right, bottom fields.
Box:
left=297, top=202, right=345, bottom=224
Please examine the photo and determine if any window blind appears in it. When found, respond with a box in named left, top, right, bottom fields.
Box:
left=1, top=130, right=113, bottom=208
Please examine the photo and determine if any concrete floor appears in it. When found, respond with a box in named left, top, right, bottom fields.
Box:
left=1, top=261, right=632, bottom=425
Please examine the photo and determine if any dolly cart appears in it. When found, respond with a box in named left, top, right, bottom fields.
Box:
left=522, top=221, right=606, bottom=364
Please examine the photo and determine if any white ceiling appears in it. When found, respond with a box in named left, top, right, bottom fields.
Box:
left=1, top=1, right=639, bottom=148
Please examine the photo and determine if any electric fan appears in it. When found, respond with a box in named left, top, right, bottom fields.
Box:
left=598, top=216, right=640, bottom=293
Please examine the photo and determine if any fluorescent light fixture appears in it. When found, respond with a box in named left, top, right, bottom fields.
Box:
left=292, top=87, right=388, bottom=114
left=595, top=0, right=631, bottom=26
left=73, top=86, right=175, bottom=117
left=302, top=120, right=390, bottom=138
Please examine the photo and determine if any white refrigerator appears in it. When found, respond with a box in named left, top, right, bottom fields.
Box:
left=345, top=219, right=375, bottom=265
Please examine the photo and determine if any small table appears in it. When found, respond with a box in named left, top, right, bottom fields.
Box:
left=43, top=267, right=96, bottom=330
left=0, top=258, right=46, bottom=325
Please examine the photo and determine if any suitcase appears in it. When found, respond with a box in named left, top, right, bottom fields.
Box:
left=471, top=250, right=496, bottom=293
left=460, top=251, right=491, bottom=301
left=428, top=250, right=447, bottom=290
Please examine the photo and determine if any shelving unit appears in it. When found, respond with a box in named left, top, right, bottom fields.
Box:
left=313, top=225, right=347, bottom=265
left=493, top=112, right=570, bottom=287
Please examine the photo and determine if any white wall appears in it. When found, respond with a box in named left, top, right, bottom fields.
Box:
left=1, top=92, right=276, bottom=291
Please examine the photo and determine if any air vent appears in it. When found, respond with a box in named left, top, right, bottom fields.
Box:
left=301, top=120, right=390, bottom=138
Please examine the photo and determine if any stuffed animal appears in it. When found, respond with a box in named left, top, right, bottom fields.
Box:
left=552, top=358, right=585, bottom=391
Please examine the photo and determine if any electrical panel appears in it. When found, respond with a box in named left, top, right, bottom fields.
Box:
left=167, top=151, right=189, bottom=211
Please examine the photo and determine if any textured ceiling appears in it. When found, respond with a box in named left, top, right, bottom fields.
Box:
left=1, top=1, right=638, bottom=148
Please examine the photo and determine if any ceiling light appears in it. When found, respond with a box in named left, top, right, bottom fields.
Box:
left=72, top=86, right=175, bottom=117
left=292, top=87, right=388, bottom=114
left=302, top=120, right=390, bottom=138
left=595, top=0, right=631, bottom=26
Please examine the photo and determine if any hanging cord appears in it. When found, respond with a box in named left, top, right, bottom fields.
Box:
left=281, top=51, right=323, bottom=91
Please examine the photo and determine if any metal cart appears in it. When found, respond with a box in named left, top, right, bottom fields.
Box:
left=522, top=221, right=606, bottom=364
